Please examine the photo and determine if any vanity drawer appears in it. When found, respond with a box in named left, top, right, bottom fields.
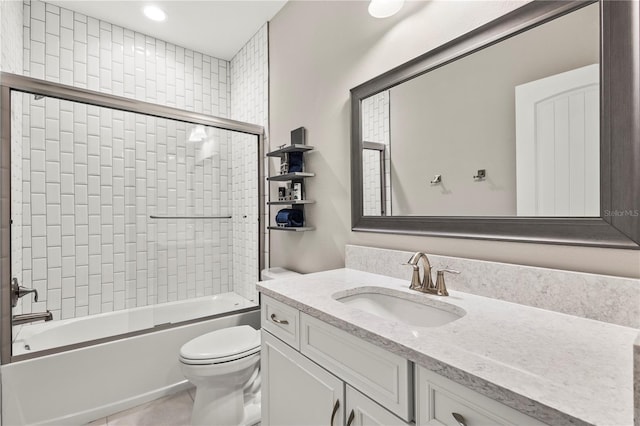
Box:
left=261, top=295, right=300, bottom=350
left=300, top=313, right=413, bottom=422
left=416, top=367, right=547, bottom=426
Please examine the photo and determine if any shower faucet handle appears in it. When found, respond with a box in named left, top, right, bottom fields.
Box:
left=11, top=278, right=39, bottom=308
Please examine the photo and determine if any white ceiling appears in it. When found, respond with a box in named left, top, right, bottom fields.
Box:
left=46, top=1, right=287, bottom=60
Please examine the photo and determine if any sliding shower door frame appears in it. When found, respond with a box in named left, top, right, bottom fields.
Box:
left=0, top=72, right=266, bottom=364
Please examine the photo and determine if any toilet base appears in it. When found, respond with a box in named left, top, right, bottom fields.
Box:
left=191, top=387, right=260, bottom=426
left=244, top=397, right=261, bottom=426
left=192, top=386, right=242, bottom=426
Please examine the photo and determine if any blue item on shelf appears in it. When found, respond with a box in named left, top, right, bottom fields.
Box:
left=275, top=209, right=304, bottom=227
left=287, top=152, right=303, bottom=173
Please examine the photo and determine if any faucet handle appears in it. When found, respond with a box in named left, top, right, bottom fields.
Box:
left=434, top=269, right=460, bottom=296
left=11, top=278, right=39, bottom=308
left=402, top=262, right=422, bottom=290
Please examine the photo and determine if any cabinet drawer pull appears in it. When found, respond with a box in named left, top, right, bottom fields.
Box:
left=346, top=409, right=355, bottom=426
left=452, top=412, right=467, bottom=426
left=330, top=399, right=340, bottom=426
left=270, top=313, right=289, bottom=325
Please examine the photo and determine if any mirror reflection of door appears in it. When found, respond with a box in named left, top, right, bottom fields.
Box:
left=362, top=142, right=387, bottom=216
left=515, top=64, right=599, bottom=216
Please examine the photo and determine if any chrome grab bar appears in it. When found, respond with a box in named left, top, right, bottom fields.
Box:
left=149, top=215, right=231, bottom=220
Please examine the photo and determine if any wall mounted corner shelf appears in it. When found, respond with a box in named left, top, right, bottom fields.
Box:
left=268, top=127, right=315, bottom=232
left=267, top=172, right=315, bottom=182
left=266, top=144, right=315, bottom=157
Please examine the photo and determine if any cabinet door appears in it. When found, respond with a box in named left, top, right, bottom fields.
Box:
left=345, top=386, right=411, bottom=426
left=300, top=313, right=413, bottom=421
left=262, top=330, right=344, bottom=426
left=416, top=366, right=548, bottom=426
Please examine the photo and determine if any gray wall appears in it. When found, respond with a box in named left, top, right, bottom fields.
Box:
left=269, top=0, right=640, bottom=278
left=390, top=3, right=598, bottom=216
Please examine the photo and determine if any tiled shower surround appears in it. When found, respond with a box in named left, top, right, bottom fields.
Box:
left=230, top=25, right=268, bottom=303
left=19, top=95, right=250, bottom=318
left=14, top=0, right=265, bottom=320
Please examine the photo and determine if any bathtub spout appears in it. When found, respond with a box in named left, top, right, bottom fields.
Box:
left=13, top=311, right=53, bottom=325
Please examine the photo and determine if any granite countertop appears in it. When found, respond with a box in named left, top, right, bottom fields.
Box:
left=257, top=268, right=639, bottom=426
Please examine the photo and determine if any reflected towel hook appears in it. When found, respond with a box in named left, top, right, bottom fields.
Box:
left=430, top=174, right=442, bottom=185
left=473, top=169, right=486, bottom=181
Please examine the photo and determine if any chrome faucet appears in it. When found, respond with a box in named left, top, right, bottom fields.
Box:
left=13, top=311, right=53, bottom=325
left=404, top=252, right=434, bottom=291
left=403, top=252, right=459, bottom=296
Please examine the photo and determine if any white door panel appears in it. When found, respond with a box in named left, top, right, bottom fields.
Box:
left=516, top=63, right=599, bottom=216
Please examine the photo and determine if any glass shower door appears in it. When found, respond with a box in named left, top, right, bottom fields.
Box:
left=7, top=86, right=260, bottom=359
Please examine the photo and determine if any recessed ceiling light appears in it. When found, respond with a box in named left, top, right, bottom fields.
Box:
left=368, top=0, right=405, bottom=18
left=143, top=5, right=167, bottom=22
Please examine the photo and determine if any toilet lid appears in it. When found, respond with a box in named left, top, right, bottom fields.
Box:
left=180, top=325, right=260, bottom=362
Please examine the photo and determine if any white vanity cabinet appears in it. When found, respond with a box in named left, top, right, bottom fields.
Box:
left=261, top=331, right=344, bottom=426
left=261, top=331, right=411, bottom=426
left=261, top=295, right=411, bottom=426
left=416, top=367, right=547, bottom=426
left=299, top=313, right=413, bottom=421
left=260, top=295, right=548, bottom=426
left=345, top=385, right=411, bottom=426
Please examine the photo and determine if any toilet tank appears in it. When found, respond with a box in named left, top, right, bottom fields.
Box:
left=260, top=267, right=301, bottom=281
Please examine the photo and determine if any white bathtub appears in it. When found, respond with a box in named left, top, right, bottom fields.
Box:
left=2, top=293, right=260, bottom=425
left=12, top=292, right=256, bottom=355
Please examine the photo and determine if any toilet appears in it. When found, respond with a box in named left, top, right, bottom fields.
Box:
left=180, top=268, right=300, bottom=426
left=180, top=325, right=261, bottom=426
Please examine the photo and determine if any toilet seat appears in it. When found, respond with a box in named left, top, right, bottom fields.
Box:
left=179, top=325, right=260, bottom=365
left=180, top=346, right=260, bottom=365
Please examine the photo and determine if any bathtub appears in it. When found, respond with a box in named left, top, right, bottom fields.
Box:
left=2, top=293, right=260, bottom=425
left=12, top=292, right=257, bottom=355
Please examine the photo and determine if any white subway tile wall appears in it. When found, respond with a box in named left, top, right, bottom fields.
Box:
left=25, top=1, right=229, bottom=114
left=15, top=0, right=267, bottom=320
left=20, top=94, right=239, bottom=319
left=361, top=91, right=391, bottom=216
left=362, top=149, right=383, bottom=215
left=230, top=24, right=269, bottom=301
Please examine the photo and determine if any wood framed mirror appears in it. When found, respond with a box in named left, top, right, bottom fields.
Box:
left=350, top=0, right=639, bottom=249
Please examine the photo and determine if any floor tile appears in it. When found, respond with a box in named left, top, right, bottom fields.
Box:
left=106, top=391, right=193, bottom=426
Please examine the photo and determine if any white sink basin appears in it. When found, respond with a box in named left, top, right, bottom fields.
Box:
left=335, top=290, right=464, bottom=328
